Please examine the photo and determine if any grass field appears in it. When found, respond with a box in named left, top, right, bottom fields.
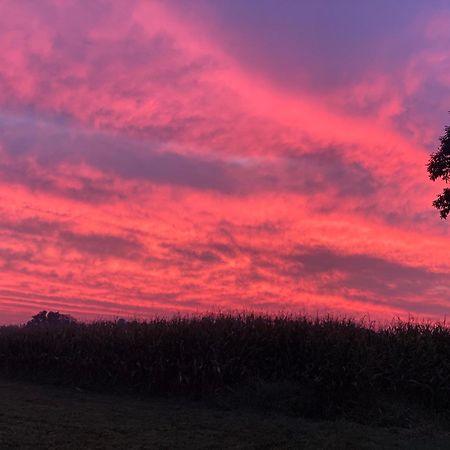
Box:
left=1, top=378, right=450, bottom=449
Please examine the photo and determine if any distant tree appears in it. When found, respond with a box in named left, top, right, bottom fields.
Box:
left=116, top=318, right=127, bottom=327
left=26, top=310, right=76, bottom=327
left=427, top=120, right=450, bottom=219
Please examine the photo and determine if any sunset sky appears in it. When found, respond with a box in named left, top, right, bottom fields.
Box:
left=1, top=0, right=450, bottom=324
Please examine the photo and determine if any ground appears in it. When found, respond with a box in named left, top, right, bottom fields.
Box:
left=0, top=379, right=449, bottom=449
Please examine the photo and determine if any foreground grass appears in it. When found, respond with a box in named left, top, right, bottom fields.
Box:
left=1, top=379, right=450, bottom=449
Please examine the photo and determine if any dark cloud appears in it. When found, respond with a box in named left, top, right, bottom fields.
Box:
left=0, top=114, right=241, bottom=194
left=280, top=151, right=380, bottom=197
left=59, top=231, right=143, bottom=260
left=288, top=246, right=446, bottom=303
left=87, top=146, right=239, bottom=193
left=0, top=158, right=124, bottom=204
left=0, top=217, right=144, bottom=261
left=0, top=217, right=60, bottom=236
left=0, top=113, right=382, bottom=202
left=0, top=248, right=36, bottom=270
left=175, top=0, right=448, bottom=91
left=161, top=243, right=224, bottom=265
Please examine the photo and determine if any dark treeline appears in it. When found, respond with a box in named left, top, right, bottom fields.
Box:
left=1, top=313, right=449, bottom=420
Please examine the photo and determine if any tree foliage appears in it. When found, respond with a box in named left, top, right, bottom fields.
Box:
left=26, top=310, right=76, bottom=327
left=427, top=123, right=450, bottom=219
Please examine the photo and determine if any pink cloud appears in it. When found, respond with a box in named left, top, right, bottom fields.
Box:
left=0, top=1, right=449, bottom=324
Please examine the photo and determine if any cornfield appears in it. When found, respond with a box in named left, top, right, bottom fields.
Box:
left=1, top=314, right=449, bottom=418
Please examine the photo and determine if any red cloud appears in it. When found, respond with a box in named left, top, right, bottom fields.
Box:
left=0, top=1, right=449, bottom=324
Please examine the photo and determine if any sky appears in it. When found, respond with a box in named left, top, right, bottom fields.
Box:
left=1, top=0, right=450, bottom=324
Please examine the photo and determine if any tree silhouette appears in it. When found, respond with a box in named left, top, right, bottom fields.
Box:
left=427, top=121, right=450, bottom=219
left=26, top=310, right=76, bottom=327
